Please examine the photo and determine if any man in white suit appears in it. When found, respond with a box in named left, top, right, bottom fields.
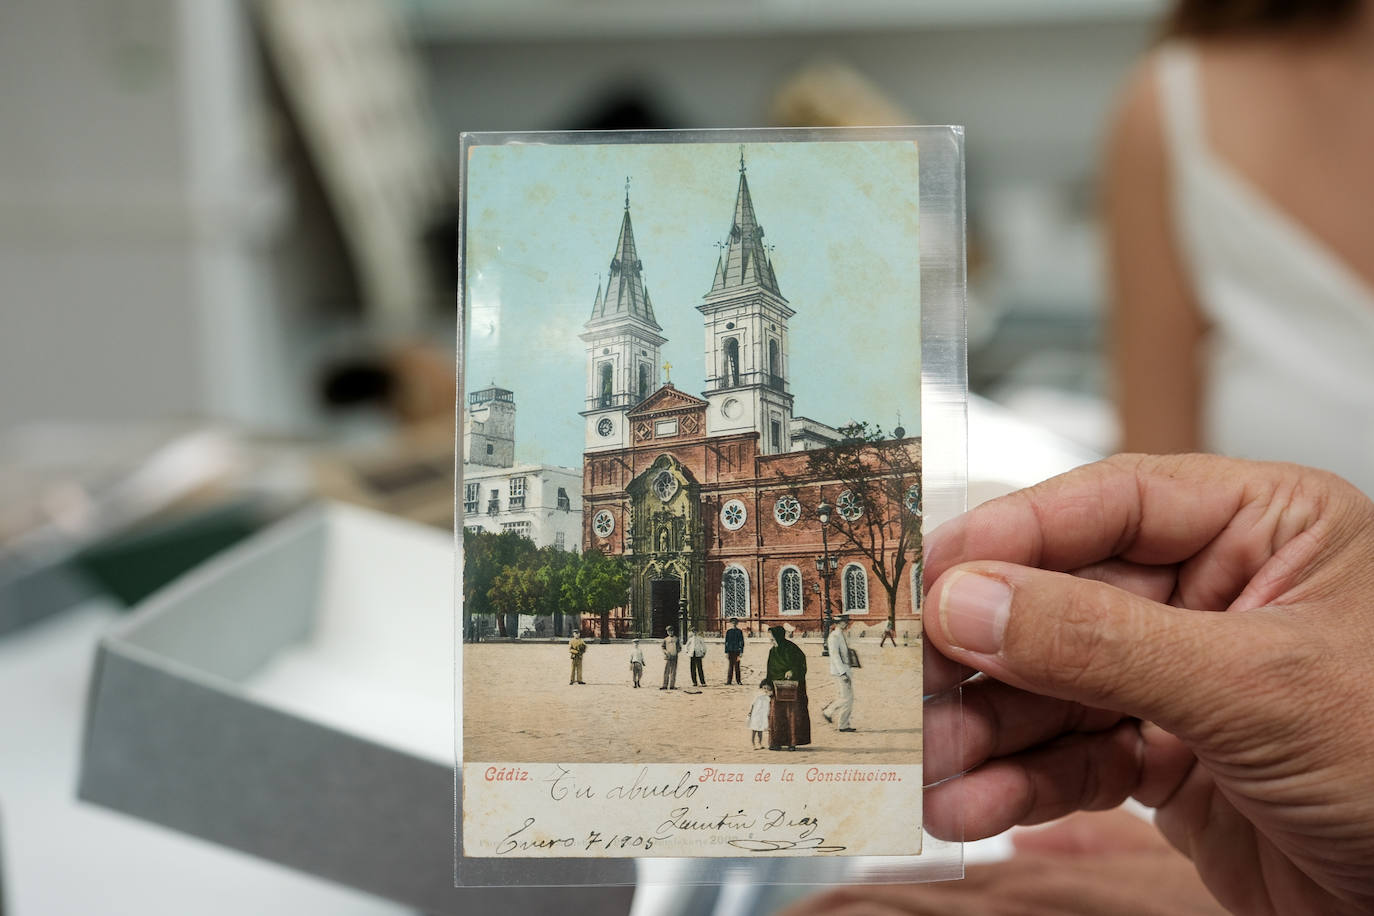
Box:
left=822, top=617, right=855, bottom=732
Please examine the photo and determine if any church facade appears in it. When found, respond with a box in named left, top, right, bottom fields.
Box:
left=580, top=159, right=922, bottom=638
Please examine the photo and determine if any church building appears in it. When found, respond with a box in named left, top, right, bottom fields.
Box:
left=580, top=157, right=922, bottom=639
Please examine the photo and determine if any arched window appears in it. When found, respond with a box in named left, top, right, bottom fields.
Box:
left=599, top=362, right=613, bottom=407
left=842, top=563, right=869, bottom=613
left=722, top=566, right=749, bottom=618
left=768, top=339, right=780, bottom=387
left=723, top=337, right=740, bottom=387
left=779, top=566, right=802, bottom=615
left=638, top=363, right=651, bottom=401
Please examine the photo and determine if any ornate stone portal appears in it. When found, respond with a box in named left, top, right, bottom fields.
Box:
left=626, top=454, right=702, bottom=637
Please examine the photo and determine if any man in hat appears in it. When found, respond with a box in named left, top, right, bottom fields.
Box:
left=686, top=626, right=708, bottom=686
left=568, top=633, right=587, bottom=685
left=660, top=626, right=681, bottom=690
left=724, top=618, right=745, bottom=684
left=822, top=617, right=855, bottom=731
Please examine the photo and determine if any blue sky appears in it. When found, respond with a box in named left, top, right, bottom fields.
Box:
left=463, top=138, right=921, bottom=468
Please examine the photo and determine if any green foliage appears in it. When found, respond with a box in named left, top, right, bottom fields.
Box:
left=462, top=530, right=629, bottom=639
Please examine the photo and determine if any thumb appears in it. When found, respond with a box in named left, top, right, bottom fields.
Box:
left=928, top=562, right=1278, bottom=739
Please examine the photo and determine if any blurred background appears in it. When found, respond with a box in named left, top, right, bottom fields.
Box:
left=1, top=0, right=1163, bottom=913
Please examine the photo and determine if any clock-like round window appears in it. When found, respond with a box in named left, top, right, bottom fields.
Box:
left=722, top=398, right=742, bottom=420
left=592, top=509, right=615, bottom=538
left=720, top=499, right=747, bottom=531
left=653, top=470, right=679, bottom=503
left=773, top=495, right=801, bottom=527
left=597, top=417, right=614, bottom=438
left=904, top=482, right=922, bottom=516
left=837, top=489, right=863, bottom=521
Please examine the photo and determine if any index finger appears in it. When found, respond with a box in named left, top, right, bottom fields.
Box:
left=924, top=453, right=1333, bottom=612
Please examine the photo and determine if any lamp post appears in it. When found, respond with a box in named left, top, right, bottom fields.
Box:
left=815, top=500, right=838, bottom=656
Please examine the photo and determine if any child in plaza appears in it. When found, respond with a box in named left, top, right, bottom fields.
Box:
left=629, top=639, right=645, bottom=688
left=749, top=680, right=773, bottom=749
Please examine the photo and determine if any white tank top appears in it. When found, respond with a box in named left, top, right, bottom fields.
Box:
left=1157, top=46, right=1374, bottom=495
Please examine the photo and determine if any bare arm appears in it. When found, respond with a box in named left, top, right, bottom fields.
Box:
left=1104, top=59, right=1208, bottom=453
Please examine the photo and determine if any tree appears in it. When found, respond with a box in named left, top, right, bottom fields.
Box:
left=532, top=544, right=577, bottom=636
left=797, top=421, right=922, bottom=633
left=463, top=528, right=535, bottom=638
left=563, top=549, right=631, bottom=643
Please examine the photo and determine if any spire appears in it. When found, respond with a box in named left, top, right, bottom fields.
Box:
left=708, top=155, right=783, bottom=298
left=587, top=194, right=660, bottom=330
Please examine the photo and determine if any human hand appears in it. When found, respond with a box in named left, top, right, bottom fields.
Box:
left=923, top=454, right=1374, bottom=915
left=779, top=808, right=1225, bottom=916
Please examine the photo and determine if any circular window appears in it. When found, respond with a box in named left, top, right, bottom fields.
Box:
left=592, top=510, right=615, bottom=538
left=653, top=470, right=679, bottom=503
left=904, top=482, right=922, bottom=516
left=597, top=417, right=614, bottom=437
left=726, top=321, right=736, bottom=330
left=773, top=495, right=801, bottom=527
left=837, top=489, right=863, bottom=522
left=720, top=499, right=747, bottom=531
left=722, top=398, right=742, bottom=420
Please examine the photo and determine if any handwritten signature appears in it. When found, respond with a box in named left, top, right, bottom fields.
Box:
left=727, top=837, right=847, bottom=853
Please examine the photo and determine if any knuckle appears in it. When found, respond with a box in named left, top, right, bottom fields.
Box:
left=1035, top=579, right=1129, bottom=692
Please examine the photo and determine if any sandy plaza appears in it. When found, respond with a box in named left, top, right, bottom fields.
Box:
left=462, top=636, right=922, bottom=765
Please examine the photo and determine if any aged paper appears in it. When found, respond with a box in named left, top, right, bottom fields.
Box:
left=461, top=136, right=923, bottom=858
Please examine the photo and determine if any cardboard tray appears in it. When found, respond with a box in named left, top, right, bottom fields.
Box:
left=77, top=503, right=633, bottom=913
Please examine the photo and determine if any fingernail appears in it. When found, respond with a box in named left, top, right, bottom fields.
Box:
left=939, top=571, right=1011, bottom=654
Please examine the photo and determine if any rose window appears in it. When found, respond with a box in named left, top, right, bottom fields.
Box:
left=720, top=499, right=747, bottom=531
left=837, top=489, right=863, bottom=521
left=592, top=510, right=615, bottom=538
left=653, top=470, right=679, bottom=503
left=904, top=482, right=922, bottom=516
left=773, top=495, right=801, bottom=527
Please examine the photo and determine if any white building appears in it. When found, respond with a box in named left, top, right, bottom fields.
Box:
left=461, top=386, right=582, bottom=552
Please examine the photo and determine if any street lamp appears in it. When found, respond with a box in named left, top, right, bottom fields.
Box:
left=815, top=500, right=838, bottom=656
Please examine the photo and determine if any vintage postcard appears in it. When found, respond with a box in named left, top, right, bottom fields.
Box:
left=460, top=134, right=923, bottom=859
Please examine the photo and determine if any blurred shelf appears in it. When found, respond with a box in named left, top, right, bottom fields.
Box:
left=403, top=0, right=1166, bottom=42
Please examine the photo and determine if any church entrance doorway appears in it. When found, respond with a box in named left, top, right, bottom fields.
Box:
left=650, top=578, right=680, bottom=638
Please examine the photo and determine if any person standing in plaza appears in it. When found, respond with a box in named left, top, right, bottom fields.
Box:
left=686, top=627, right=708, bottom=686
left=660, top=626, right=681, bottom=690
left=822, top=617, right=856, bottom=731
left=629, top=639, right=644, bottom=687
left=724, top=618, right=744, bottom=684
left=765, top=626, right=811, bottom=750
left=568, top=633, right=587, bottom=685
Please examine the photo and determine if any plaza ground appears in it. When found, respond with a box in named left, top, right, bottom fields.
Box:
left=463, top=637, right=922, bottom=764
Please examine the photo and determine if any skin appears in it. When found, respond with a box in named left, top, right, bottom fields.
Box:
left=781, top=809, right=1225, bottom=916
left=1106, top=6, right=1374, bottom=453
left=790, top=454, right=1374, bottom=914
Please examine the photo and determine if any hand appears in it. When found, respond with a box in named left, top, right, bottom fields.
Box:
left=922, top=454, right=1374, bottom=915
left=785, top=670, right=793, bottom=679
left=779, top=808, right=1225, bottom=916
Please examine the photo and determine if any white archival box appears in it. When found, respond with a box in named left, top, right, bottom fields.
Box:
left=78, top=502, right=634, bottom=913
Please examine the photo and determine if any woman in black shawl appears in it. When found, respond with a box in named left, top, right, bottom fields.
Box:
left=766, top=625, right=811, bottom=750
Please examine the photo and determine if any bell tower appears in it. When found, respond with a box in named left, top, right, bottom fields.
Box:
left=699, top=151, right=795, bottom=454
left=581, top=181, right=668, bottom=453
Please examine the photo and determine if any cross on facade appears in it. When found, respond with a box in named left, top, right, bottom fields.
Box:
left=663, top=361, right=673, bottom=384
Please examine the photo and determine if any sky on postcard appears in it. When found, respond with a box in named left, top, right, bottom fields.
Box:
left=464, top=139, right=921, bottom=468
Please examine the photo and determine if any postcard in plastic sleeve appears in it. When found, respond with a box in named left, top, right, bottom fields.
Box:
left=457, top=128, right=961, bottom=872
